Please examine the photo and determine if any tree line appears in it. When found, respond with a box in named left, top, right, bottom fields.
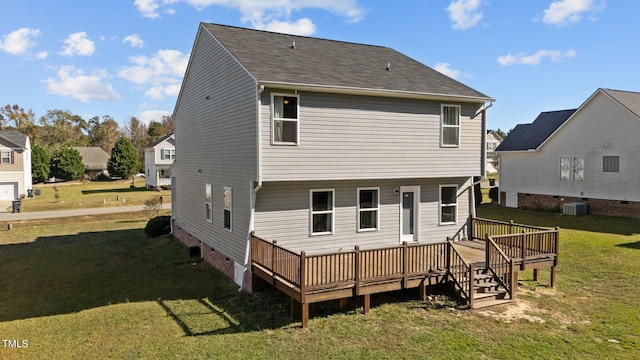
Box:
left=0, top=104, right=174, bottom=183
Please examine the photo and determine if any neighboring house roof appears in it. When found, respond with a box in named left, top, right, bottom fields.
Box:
left=146, top=133, right=175, bottom=148
left=599, top=88, right=640, bottom=118
left=496, top=109, right=576, bottom=152
left=201, top=23, right=492, bottom=102
left=487, top=129, right=503, bottom=140
left=73, top=147, right=110, bottom=170
left=0, top=130, right=29, bottom=148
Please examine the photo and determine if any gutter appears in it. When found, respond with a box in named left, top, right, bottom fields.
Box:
left=240, top=83, right=265, bottom=292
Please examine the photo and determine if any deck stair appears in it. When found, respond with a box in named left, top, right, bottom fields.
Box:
left=465, top=265, right=512, bottom=309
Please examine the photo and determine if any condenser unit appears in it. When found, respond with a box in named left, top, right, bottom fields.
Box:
left=563, top=202, right=587, bottom=216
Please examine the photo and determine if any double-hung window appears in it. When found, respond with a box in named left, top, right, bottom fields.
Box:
left=205, top=183, right=212, bottom=223
left=1, top=150, right=11, bottom=164
left=357, top=188, right=379, bottom=231
left=441, top=105, right=461, bottom=147
left=223, top=187, right=232, bottom=231
left=573, top=156, right=585, bottom=181
left=603, top=156, right=619, bottom=173
left=272, top=94, right=299, bottom=144
left=560, top=156, right=571, bottom=180
left=310, top=189, right=334, bottom=235
left=162, top=148, right=175, bottom=160
left=439, top=185, right=458, bottom=225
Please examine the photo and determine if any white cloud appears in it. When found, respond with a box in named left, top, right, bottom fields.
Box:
left=497, top=49, right=577, bottom=66
left=446, top=0, right=483, bottom=30
left=43, top=66, right=121, bottom=102
left=60, top=32, right=95, bottom=56
left=543, top=0, right=604, bottom=26
left=137, top=109, right=172, bottom=125
left=118, top=49, right=189, bottom=100
left=135, top=0, right=365, bottom=34
left=124, top=34, right=144, bottom=48
left=0, top=27, right=41, bottom=55
left=36, top=51, right=49, bottom=59
left=434, top=63, right=461, bottom=79
left=263, top=18, right=316, bottom=36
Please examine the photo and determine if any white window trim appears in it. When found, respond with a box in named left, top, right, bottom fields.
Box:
left=440, top=104, right=461, bottom=148
left=439, top=184, right=458, bottom=225
left=309, top=189, right=334, bottom=236
left=223, top=186, right=232, bottom=232
left=205, top=183, right=212, bottom=223
left=271, top=93, right=300, bottom=146
left=1, top=150, right=11, bottom=164
left=357, top=187, right=380, bottom=232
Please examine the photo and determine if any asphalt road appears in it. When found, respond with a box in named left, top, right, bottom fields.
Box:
left=0, top=203, right=171, bottom=221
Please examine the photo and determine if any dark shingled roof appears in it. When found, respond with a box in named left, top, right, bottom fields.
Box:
left=496, top=109, right=576, bottom=152
left=73, top=147, right=110, bottom=170
left=147, top=133, right=175, bottom=148
left=202, top=23, right=492, bottom=101
left=0, top=130, right=29, bottom=148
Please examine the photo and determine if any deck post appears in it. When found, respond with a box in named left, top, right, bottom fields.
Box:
left=509, top=220, right=514, bottom=234
left=521, top=230, right=527, bottom=263
left=554, top=227, right=560, bottom=265
left=468, top=263, right=475, bottom=309
left=402, top=241, right=408, bottom=288
left=301, top=302, right=309, bottom=328
left=271, top=240, right=277, bottom=285
left=550, top=266, right=556, bottom=288
left=533, top=268, right=539, bottom=282
left=363, top=294, right=371, bottom=315
left=300, top=251, right=306, bottom=303
left=510, top=259, right=517, bottom=299
left=485, top=233, right=490, bottom=267
left=446, top=237, right=452, bottom=274
left=354, top=246, right=360, bottom=296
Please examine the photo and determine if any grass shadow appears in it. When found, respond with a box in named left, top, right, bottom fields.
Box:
left=477, top=204, right=640, bottom=236
left=616, top=240, right=640, bottom=250
left=81, top=187, right=151, bottom=194
left=0, top=230, right=291, bottom=333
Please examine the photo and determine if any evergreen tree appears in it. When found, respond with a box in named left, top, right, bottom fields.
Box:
left=31, top=143, right=50, bottom=183
left=49, top=147, right=85, bottom=181
left=108, top=137, right=140, bottom=178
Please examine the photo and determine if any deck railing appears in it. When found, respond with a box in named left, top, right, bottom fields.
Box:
left=485, top=236, right=514, bottom=299
left=489, top=229, right=559, bottom=263
left=447, top=240, right=473, bottom=307
left=471, top=217, right=551, bottom=240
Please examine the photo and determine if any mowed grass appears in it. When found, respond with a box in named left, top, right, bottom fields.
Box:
left=0, top=207, right=639, bottom=359
left=11, top=179, right=170, bottom=212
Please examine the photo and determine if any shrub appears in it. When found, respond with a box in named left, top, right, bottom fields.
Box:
left=143, top=196, right=163, bottom=217
left=161, top=185, right=171, bottom=190
left=144, top=215, right=171, bottom=237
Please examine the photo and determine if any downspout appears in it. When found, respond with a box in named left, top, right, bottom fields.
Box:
left=240, top=83, right=265, bottom=292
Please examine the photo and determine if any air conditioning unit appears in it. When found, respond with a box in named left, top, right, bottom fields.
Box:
left=563, top=202, right=587, bottom=216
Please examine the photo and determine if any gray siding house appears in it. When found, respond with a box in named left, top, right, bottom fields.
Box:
left=497, top=88, right=640, bottom=218
left=171, top=23, right=493, bottom=290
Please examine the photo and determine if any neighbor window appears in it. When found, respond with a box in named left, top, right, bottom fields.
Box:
left=1, top=150, right=11, bottom=164
left=161, top=148, right=175, bottom=160
left=223, top=186, right=232, bottom=231
left=441, top=105, right=461, bottom=147
left=205, top=183, right=212, bottom=223
left=560, top=156, right=571, bottom=180
left=439, top=185, right=458, bottom=225
left=310, top=189, right=334, bottom=235
left=573, top=156, right=585, bottom=181
left=603, top=156, right=619, bottom=173
left=272, top=94, right=299, bottom=144
left=358, top=188, right=379, bottom=231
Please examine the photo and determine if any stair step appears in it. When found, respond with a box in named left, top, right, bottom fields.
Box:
left=472, top=298, right=513, bottom=309
left=473, top=290, right=507, bottom=300
left=474, top=273, right=493, bottom=280
left=474, top=282, right=499, bottom=289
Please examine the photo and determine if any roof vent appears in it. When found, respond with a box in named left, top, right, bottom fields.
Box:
left=291, top=41, right=296, bottom=49
left=386, top=62, right=391, bottom=71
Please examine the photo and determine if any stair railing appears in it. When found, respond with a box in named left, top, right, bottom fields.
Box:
left=447, top=239, right=473, bottom=307
left=485, top=233, right=515, bottom=299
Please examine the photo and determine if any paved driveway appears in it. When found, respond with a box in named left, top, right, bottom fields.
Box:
left=0, top=200, right=12, bottom=213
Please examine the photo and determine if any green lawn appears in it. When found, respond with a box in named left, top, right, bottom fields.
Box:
left=8, top=179, right=170, bottom=212
left=0, top=207, right=639, bottom=359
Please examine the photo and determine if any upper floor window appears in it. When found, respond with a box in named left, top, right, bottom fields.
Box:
left=1, top=150, right=12, bottom=164
left=573, top=156, right=585, bottom=181
left=272, top=94, right=299, bottom=145
left=205, top=183, right=212, bottom=223
left=441, top=105, right=461, bottom=147
left=223, top=186, right=232, bottom=231
left=603, top=156, right=619, bottom=173
left=161, top=148, right=175, bottom=160
left=310, top=189, right=334, bottom=235
left=560, top=156, right=571, bottom=180
left=357, top=188, right=379, bottom=232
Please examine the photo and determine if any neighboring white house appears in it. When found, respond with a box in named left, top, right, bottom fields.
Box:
left=0, top=130, right=32, bottom=200
left=496, top=88, right=640, bottom=218
left=170, top=23, right=494, bottom=290
left=144, top=133, right=175, bottom=188
left=486, top=130, right=502, bottom=173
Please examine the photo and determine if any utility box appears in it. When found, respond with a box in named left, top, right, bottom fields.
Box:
left=563, top=202, right=587, bottom=216
left=12, top=200, right=21, bottom=213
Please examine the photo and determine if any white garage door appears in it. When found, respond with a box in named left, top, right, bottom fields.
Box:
left=0, top=183, right=18, bottom=200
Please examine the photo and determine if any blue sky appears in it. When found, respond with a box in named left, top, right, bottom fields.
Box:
left=0, top=0, right=634, bottom=133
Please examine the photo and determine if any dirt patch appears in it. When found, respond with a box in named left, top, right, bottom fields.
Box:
left=477, top=300, right=546, bottom=323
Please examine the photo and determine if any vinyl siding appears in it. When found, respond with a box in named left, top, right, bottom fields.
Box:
left=254, top=177, right=473, bottom=254
left=260, top=91, right=484, bottom=181
left=173, top=25, right=258, bottom=263
left=500, top=91, right=640, bottom=201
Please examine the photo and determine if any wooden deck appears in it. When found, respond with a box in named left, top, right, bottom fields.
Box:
left=251, top=217, right=559, bottom=328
